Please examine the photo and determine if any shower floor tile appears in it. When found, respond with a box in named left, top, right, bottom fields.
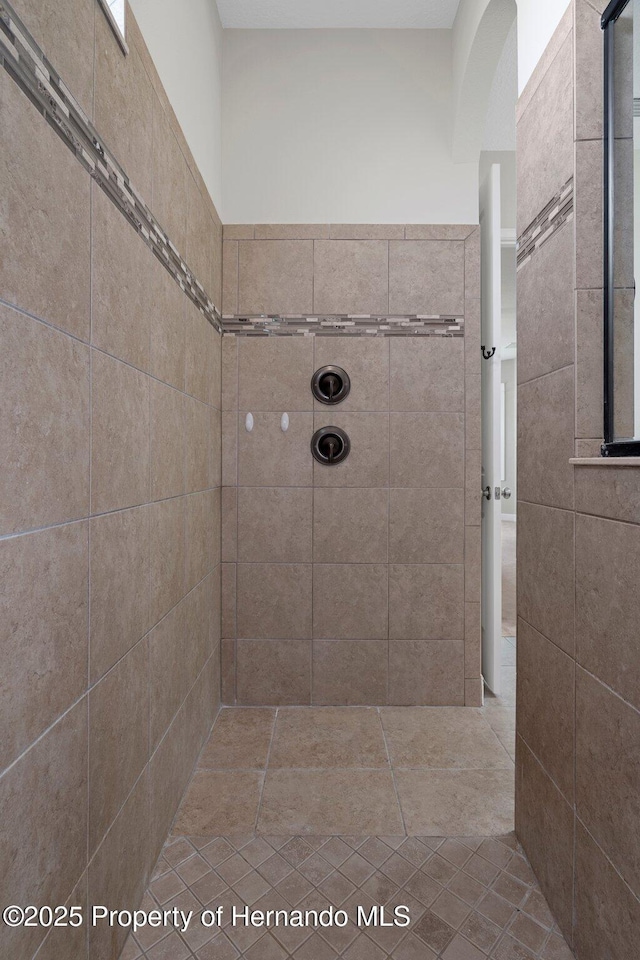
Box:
left=172, top=771, right=264, bottom=835
left=171, top=703, right=515, bottom=841
left=393, top=769, right=515, bottom=836
left=124, top=682, right=557, bottom=957
left=126, top=833, right=575, bottom=959
left=259, top=769, right=404, bottom=835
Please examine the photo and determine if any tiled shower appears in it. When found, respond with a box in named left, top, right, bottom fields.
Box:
left=219, top=226, right=482, bottom=707
left=3, top=0, right=639, bottom=957
left=0, top=2, right=481, bottom=956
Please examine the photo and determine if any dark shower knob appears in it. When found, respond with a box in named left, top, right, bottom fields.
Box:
left=311, top=366, right=351, bottom=404
left=311, top=426, right=350, bottom=465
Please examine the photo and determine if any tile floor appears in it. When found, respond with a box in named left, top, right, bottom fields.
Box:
left=169, top=703, right=515, bottom=838
left=123, top=833, right=574, bottom=959
left=122, top=643, right=564, bottom=960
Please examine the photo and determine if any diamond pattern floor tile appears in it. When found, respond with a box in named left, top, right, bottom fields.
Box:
left=126, top=833, right=574, bottom=959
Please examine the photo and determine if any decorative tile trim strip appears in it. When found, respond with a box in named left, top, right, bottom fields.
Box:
left=516, top=177, right=574, bottom=270
left=0, top=0, right=223, bottom=333
left=222, top=315, right=465, bottom=337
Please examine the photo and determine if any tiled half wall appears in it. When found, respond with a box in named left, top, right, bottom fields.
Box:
left=516, top=2, right=640, bottom=956
left=220, top=225, right=482, bottom=707
left=0, top=2, right=222, bottom=959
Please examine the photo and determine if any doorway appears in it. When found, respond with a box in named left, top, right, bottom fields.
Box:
left=479, top=150, right=517, bottom=792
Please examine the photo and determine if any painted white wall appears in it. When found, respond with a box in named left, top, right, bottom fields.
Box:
left=515, top=0, right=571, bottom=93
left=222, top=29, right=478, bottom=223
left=483, top=19, right=517, bottom=151
left=451, top=0, right=516, bottom=161
left=129, top=0, right=224, bottom=214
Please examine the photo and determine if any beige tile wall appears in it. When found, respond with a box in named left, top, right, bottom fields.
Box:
left=220, top=225, right=481, bottom=707
left=516, top=1, right=640, bottom=953
left=0, top=3, right=222, bottom=958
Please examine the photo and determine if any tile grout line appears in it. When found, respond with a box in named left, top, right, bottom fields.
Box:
left=377, top=707, right=408, bottom=836
left=254, top=707, right=278, bottom=834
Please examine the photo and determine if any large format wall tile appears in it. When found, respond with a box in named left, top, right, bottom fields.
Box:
left=575, top=0, right=604, bottom=141
left=238, top=336, right=314, bottom=411
left=575, top=288, right=604, bottom=439
left=88, top=771, right=151, bottom=960
left=34, top=871, right=88, bottom=960
left=186, top=489, right=218, bottom=590
left=238, top=487, right=313, bottom=563
left=389, top=489, right=464, bottom=563
left=149, top=262, right=186, bottom=391
left=14, top=0, right=95, bottom=117
left=0, top=701, right=88, bottom=960
left=0, top=71, right=91, bottom=340
left=388, top=641, right=464, bottom=706
left=518, top=366, right=575, bottom=510
left=94, top=9, right=154, bottom=200
left=516, top=619, right=575, bottom=803
left=464, top=227, right=481, bottom=300
left=389, top=338, right=464, bottom=411
left=313, top=488, right=388, bottom=564
left=517, top=502, right=575, bottom=656
left=237, top=563, right=312, bottom=639
left=388, top=241, right=465, bottom=315
left=149, top=498, right=186, bottom=627
left=90, top=505, right=150, bottom=683
left=515, top=739, right=574, bottom=940
left=222, top=231, right=478, bottom=705
left=313, top=564, right=388, bottom=640
left=238, top=412, right=313, bottom=486
left=185, top=301, right=216, bottom=405
left=576, top=667, right=640, bottom=898
left=576, top=513, right=640, bottom=709
left=389, top=564, right=464, bottom=640
left=92, top=187, right=152, bottom=371
left=517, top=223, right=574, bottom=385
left=517, top=32, right=573, bottom=235
left=2, top=4, right=224, bottom=951
left=184, top=394, right=211, bottom=494
left=238, top=240, right=314, bottom=314
left=0, top=523, right=88, bottom=772
left=150, top=379, right=185, bottom=500
left=312, top=640, right=388, bottom=705
left=236, top=640, right=311, bottom=705
left=575, top=464, right=640, bottom=524
left=574, top=821, right=640, bottom=960
left=313, top=240, right=389, bottom=315
left=0, top=305, right=90, bottom=535
left=313, top=337, right=389, bottom=412
left=222, top=240, right=239, bottom=315
left=91, top=351, right=150, bottom=514
left=149, top=584, right=209, bottom=752
left=313, top=413, right=389, bottom=487
left=390, top=413, right=464, bottom=487
left=151, top=93, right=187, bottom=254
left=89, top=638, right=149, bottom=856
left=575, top=139, right=604, bottom=290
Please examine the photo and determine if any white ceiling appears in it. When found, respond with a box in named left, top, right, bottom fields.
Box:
left=215, top=0, right=462, bottom=30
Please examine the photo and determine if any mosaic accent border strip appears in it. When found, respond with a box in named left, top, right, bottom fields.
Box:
left=222, top=315, right=465, bottom=337
left=516, top=177, right=574, bottom=270
left=0, top=0, right=467, bottom=342
left=0, top=0, right=223, bottom=333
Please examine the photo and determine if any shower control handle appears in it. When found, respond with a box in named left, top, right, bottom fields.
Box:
left=311, top=366, right=351, bottom=405
left=311, top=426, right=351, bottom=465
